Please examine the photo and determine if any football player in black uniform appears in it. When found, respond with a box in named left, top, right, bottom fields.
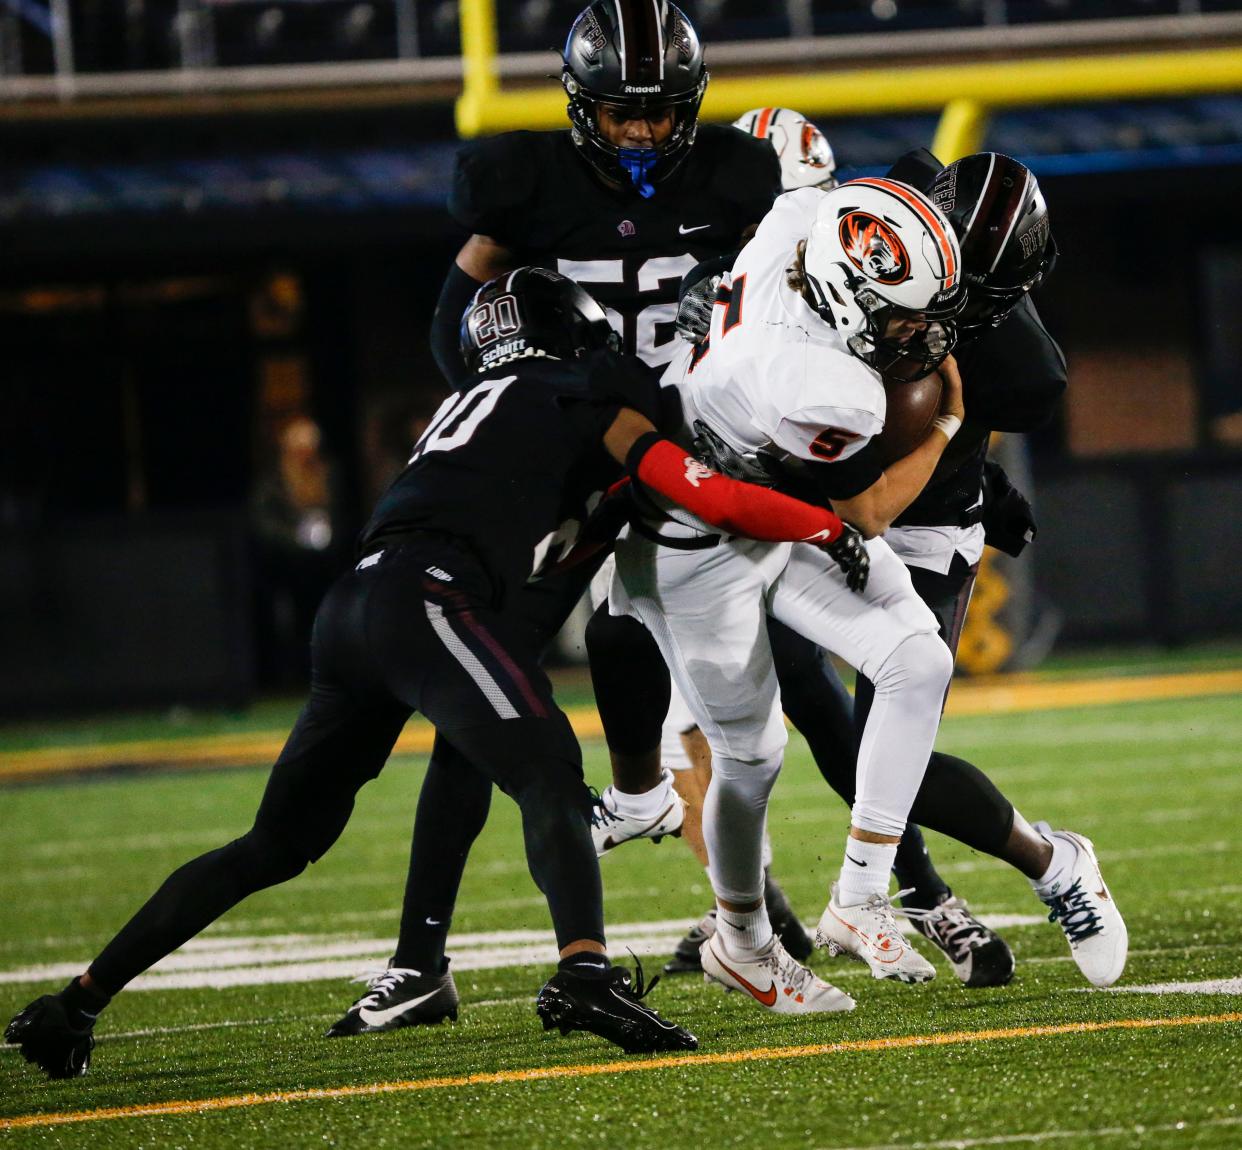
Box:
left=326, top=0, right=818, bottom=1038
left=4, top=269, right=872, bottom=1078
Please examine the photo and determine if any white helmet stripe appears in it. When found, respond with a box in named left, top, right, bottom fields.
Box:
left=961, top=151, right=996, bottom=239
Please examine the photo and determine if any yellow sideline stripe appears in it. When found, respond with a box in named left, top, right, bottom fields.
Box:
left=1, top=669, right=1239, bottom=781
left=3, top=1013, right=1239, bottom=1131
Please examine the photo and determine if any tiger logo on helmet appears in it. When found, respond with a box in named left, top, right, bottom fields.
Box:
left=839, top=212, right=911, bottom=286
left=733, top=106, right=837, bottom=192
left=802, top=178, right=964, bottom=380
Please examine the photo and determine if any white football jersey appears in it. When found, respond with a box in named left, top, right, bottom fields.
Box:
left=664, top=188, right=886, bottom=474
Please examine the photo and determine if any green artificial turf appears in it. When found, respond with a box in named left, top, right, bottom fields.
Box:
left=1, top=690, right=1240, bottom=1148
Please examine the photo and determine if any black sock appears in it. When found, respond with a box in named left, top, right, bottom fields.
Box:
left=60, top=977, right=110, bottom=1029
left=558, top=953, right=611, bottom=979
left=391, top=917, right=452, bottom=975
left=893, top=825, right=952, bottom=909
left=763, top=869, right=796, bottom=926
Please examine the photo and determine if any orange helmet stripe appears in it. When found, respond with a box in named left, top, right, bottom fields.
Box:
left=850, top=177, right=959, bottom=289
left=753, top=107, right=776, bottom=139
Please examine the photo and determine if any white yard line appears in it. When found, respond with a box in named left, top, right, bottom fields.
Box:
left=818, top=1115, right=1242, bottom=1150
left=0, top=914, right=1046, bottom=991
left=1092, top=977, right=1242, bottom=996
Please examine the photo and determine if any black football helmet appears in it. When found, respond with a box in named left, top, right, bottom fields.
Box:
left=460, top=266, right=621, bottom=374
left=562, top=1, right=708, bottom=197
left=929, top=152, right=1058, bottom=334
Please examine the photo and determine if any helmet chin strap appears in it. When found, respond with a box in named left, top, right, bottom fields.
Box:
left=617, top=148, right=659, bottom=198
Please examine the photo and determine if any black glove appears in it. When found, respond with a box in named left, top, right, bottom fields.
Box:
left=825, top=524, right=870, bottom=593
left=675, top=273, right=721, bottom=343
left=981, top=460, right=1037, bottom=557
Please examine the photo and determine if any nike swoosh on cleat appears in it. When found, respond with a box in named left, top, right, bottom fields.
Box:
left=829, top=906, right=905, bottom=964
left=600, top=804, right=678, bottom=851
left=711, top=954, right=778, bottom=1007
left=678, top=223, right=710, bottom=234
left=358, top=989, right=444, bottom=1027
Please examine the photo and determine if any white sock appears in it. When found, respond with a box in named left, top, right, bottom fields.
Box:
left=1032, top=830, right=1078, bottom=898
left=607, top=769, right=675, bottom=820
left=837, top=837, right=898, bottom=906
left=714, top=903, right=772, bottom=958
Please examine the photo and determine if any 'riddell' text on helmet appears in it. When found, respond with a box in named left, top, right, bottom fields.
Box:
left=802, top=178, right=965, bottom=381
left=562, top=1, right=708, bottom=198
left=734, top=107, right=837, bottom=192
left=460, top=267, right=621, bottom=375
left=930, top=152, right=1057, bottom=334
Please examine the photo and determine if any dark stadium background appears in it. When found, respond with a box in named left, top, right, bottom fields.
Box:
left=2, top=0, right=1240, bottom=714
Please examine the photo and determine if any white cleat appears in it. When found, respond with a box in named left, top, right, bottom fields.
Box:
left=814, top=883, right=938, bottom=984
left=700, top=934, right=855, bottom=1014
left=1034, top=823, right=1128, bottom=988
left=590, top=769, right=685, bottom=856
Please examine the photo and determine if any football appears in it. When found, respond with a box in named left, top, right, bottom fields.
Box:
left=872, top=371, right=944, bottom=464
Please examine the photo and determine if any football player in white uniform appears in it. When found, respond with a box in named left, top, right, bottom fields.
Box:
left=587, top=107, right=842, bottom=976
left=610, top=178, right=970, bottom=1009
left=732, top=106, right=838, bottom=191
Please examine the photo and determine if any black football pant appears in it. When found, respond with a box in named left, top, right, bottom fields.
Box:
left=392, top=563, right=600, bottom=972
left=88, top=538, right=603, bottom=996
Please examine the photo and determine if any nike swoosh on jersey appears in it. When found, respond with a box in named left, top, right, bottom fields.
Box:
left=713, top=955, right=778, bottom=1007
left=358, top=989, right=444, bottom=1027
left=678, top=223, right=710, bottom=234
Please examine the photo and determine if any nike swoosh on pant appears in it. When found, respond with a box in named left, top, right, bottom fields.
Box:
left=358, top=989, right=444, bottom=1027
left=678, top=224, right=710, bottom=234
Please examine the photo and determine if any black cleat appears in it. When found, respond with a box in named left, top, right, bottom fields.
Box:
left=907, top=895, right=1015, bottom=988
left=6, top=994, right=95, bottom=1079
left=325, top=965, right=459, bottom=1036
left=663, top=910, right=717, bottom=975
left=536, top=959, right=697, bottom=1055
left=764, top=872, right=814, bottom=962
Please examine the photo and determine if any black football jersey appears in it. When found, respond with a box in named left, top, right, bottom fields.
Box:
left=894, top=295, right=1067, bottom=527
left=450, top=125, right=780, bottom=370
left=360, top=351, right=668, bottom=600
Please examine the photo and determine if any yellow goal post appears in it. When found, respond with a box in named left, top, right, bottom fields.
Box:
left=455, top=0, right=1242, bottom=162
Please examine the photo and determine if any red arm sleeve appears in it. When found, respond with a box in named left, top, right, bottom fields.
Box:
left=627, top=435, right=844, bottom=545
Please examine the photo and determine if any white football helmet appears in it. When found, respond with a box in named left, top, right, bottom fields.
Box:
left=734, top=107, right=837, bottom=191
left=802, top=177, right=965, bottom=379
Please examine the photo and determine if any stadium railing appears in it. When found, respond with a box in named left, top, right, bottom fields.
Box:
left=454, top=0, right=1242, bottom=161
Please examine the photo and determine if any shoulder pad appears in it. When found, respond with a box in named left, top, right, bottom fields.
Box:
left=449, top=132, right=546, bottom=239
left=694, top=125, right=781, bottom=219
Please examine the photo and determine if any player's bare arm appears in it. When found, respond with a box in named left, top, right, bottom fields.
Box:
left=831, top=355, right=965, bottom=538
